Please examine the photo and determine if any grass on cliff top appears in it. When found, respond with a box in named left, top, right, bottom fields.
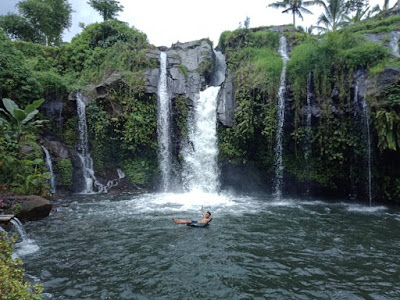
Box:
left=219, top=29, right=280, bottom=54
left=342, top=14, right=400, bottom=35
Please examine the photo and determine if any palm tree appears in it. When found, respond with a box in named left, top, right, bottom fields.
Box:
left=343, top=5, right=378, bottom=25
left=268, top=0, right=316, bottom=28
left=312, top=0, right=348, bottom=33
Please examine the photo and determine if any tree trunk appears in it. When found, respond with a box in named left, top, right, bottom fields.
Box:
left=293, top=10, right=296, bottom=28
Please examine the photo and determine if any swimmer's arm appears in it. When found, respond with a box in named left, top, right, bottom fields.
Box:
left=201, top=205, right=205, bottom=217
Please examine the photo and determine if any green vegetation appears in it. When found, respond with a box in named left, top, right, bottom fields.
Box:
left=312, top=0, right=348, bottom=32
left=218, top=13, right=400, bottom=201
left=0, top=98, right=48, bottom=195
left=86, top=88, right=158, bottom=186
left=218, top=29, right=281, bottom=172
left=178, top=64, right=189, bottom=77
left=88, top=0, right=124, bottom=21
left=174, top=96, right=190, bottom=139
left=0, top=232, right=43, bottom=299
left=0, top=0, right=72, bottom=46
left=0, top=18, right=157, bottom=193
left=342, top=15, right=400, bottom=34
left=54, top=158, right=73, bottom=187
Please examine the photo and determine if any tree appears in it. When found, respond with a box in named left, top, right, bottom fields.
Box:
left=17, top=0, right=72, bottom=46
left=312, top=0, right=348, bottom=33
left=87, top=0, right=124, bottom=21
left=343, top=5, right=373, bottom=25
left=0, top=13, right=43, bottom=43
left=268, top=0, right=316, bottom=28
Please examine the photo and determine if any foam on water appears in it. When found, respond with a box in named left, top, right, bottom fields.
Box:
left=13, top=239, right=40, bottom=258
left=346, top=204, right=387, bottom=213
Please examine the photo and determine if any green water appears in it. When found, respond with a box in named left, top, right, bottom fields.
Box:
left=17, top=192, right=400, bottom=299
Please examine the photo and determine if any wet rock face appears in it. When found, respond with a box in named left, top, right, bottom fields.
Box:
left=46, top=141, right=70, bottom=159
left=217, top=69, right=235, bottom=127
left=145, top=39, right=214, bottom=102
left=366, top=67, right=400, bottom=98
left=144, top=39, right=235, bottom=127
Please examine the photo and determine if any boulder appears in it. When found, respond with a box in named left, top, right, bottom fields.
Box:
left=3, top=195, right=52, bottom=222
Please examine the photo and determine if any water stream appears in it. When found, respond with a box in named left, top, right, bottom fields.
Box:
left=41, top=145, right=56, bottom=193
left=20, top=193, right=400, bottom=299
left=182, top=87, right=221, bottom=193
left=76, top=93, right=105, bottom=194
left=10, top=217, right=39, bottom=257
left=274, top=35, right=289, bottom=199
left=354, top=73, right=372, bottom=205
left=157, top=52, right=172, bottom=191
left=390, top=31, right=400, bottom=57
left=305, top=72, right=313, bottom=194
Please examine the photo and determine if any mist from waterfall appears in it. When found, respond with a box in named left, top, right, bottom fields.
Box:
left=157, top=52, right=172, bottom=191
left=182, top=86, right=221, bottom=193
left=76, top=93, right=105, bottom=194
left=41, top=145, right=56, bottom=193
left=274, top=35, right=289, bottom=199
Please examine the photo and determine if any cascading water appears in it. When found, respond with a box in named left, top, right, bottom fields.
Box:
left=274, top=35, right=289, bottom=199
left=182, top=87, right=221, bottom=193
left=105, top=168, right=126, bottom=190
left=157, top=52, right=172, bottom=191
left=10, top=217, right=39, bottom=257
left=76, top=93, right=105, bottom=194
left=41, top=145, right=56, bottom=193
left=354, top=72, right=372, bottom=206
left=390, top=31, right=400, bottom=57
left=10, top=218, right=27, bottom=240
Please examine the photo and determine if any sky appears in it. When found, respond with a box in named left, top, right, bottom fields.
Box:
left=0, top=0, right=397, bottom=47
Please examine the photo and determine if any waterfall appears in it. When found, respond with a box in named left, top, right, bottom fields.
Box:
left=157, top=52, right=172, bottom=191
left=105, top=168, right=126, bottom=190
left=305, top=72, right=313, bottom=194
left=354, top=72, right=372, bottom=206
left=0, top=226, right=5, bottom=232
left=211, top=50, right=227, bottom=86
left=10, top=217, right=39, bottom=257
left=41, top=146, right=56, bottom=193
left=390, top=31, right=400, bottom=57
left=10, top=218, right=27, bottom=240
left=76, top=93, right=105, bottom=194
left=274, top=35, right=290, bottom=199
left=182, top=86, right=221, bottom=193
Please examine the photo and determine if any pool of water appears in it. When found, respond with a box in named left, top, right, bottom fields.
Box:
left=17, top=191, right=400, bottom=299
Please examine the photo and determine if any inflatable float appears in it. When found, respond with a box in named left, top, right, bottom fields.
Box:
left=186, top=221, right=209, bottom=228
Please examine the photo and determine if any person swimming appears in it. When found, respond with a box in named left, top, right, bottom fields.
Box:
left=172, top=206, right=213, bottom=225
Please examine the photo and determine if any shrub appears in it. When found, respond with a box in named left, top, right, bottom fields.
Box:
left=0, top=232, right=43, bottom=299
